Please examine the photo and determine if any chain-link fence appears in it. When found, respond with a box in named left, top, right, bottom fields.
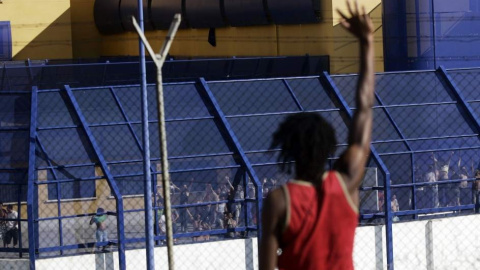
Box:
left=2, top=66, right=480, bottom=269
left=0, top=56, right=329, bottom=91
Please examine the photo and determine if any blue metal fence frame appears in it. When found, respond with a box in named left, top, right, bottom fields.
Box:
left=197, top=78, right=264, bottom=238
left=4, top=66, right=480, bottom=269
left=63, top=85, right=127, bottom=270
left=27, top=86, right=38, bottom=270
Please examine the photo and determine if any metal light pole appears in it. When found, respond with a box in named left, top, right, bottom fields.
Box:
left=135, top=0, right=153, bottom=269
left=133, top=14, right=181, bottom=270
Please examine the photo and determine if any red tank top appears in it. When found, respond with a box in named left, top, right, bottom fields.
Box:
left=277, top=171, right=358, bottom=270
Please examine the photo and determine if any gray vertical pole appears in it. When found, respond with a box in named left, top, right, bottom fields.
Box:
left=157, top=68, right=175, bottom=270
left=374, top=225, right=384, bottom=270
left=137, top=0, right=155, bottom=268
left=132, top=15, right=181, bottom=270
left=426, top=220, right=435, bottom=270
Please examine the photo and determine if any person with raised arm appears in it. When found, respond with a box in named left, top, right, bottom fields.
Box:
left=259, top=1, right=375, bottom=269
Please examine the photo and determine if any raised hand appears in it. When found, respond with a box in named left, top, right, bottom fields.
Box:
left=337, top=1, right=374, bottom=42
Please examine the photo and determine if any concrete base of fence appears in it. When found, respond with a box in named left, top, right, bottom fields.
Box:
left=2, top=215, right=480, bottom=269
left=353, top=214, right=480, bottom=270
left=0, top=259, right=29, bottom=270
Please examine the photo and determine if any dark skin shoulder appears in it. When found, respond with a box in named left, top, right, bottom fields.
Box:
left=259, top=188, right=286, bottom=270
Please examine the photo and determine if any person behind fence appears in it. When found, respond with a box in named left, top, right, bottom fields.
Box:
left=377, top=191, right=385, bottom=212
left=157, top=195, right=179, bottom=235
left=262, top=178, right=277, bottom=198
left=224, top=211, right=237, bottom=238
left=264, top=178, right=278, bottom=192
left=204, top=183, right=219, bottom=228
left=3, top=205, right=19, bottom=248
left=444, top=156, right=468, bottom=207
left=90, top=207, right=108, bottom=252
left=226, top=177, right=244, bottom=225
left=432, top=152, right=454, bottom=207
left=218, top=177, right=230, bottom=199
left=262, top=178, right=271, bottom=195
left=473, top=169, right=480, bottom=211
left=259, top=2, right=375, bottom=269
left=0, top=202, right=7, bottom=242
left=262, top=187, right=270, bottom=198
left=449, top=169, right=462, bottom=207
left=457, top=159, right=472, bottom=206
left=391, top=194, right=400, bottom=222
left=458, top=169, right=470, bottom=205
left=216, top=192, right=227, bottom=228
left=179, top=178, right=194, bottom=232
left=425, top=164, right=439, bottom=208
left=247, top=186, right=257, bottom=226
left=193, top=213, right=211, bottom=242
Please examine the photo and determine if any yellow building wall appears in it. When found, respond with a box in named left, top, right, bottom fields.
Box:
left=99, top=0, right=383, bottom=73
left=332, top=0, right=384, bottom=73
left=36, top=167, right=145, bottom=219
left=0, top=0, right=73, bottom=60
left=101, top=25, right=279, bottom=58
left=70, top=0, right=102, bottom=58
left=3, top=0, right=384, bottom=73
left=277, top=0, right=383, bottom=73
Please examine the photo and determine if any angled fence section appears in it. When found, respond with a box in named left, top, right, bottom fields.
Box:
left=2, top=67, right=480, bottom=270
left=0, top=88, right=30, bottom=258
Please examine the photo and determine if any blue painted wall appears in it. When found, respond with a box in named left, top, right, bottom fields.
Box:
left=384, top=0, right=480, bottom=71
left=0, top=21, right=12, bottom=61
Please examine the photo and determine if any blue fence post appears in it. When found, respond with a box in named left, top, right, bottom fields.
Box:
left=63, top=85, right=127, bottom=270
left=196, top=77, right=264, bottom=237
left=136, top=0, right=155, bottom=266
left=320, top=72, right=394, bottom=270
left=27, top=86, right=38, bottom=270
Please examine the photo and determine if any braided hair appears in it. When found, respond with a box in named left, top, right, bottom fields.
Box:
left=270, top=112, right=337, bottom=182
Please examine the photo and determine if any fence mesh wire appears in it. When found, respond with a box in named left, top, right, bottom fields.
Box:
left=1, top=67, right=480, bottom=269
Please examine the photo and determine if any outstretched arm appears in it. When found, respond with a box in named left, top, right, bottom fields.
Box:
left=187, top=178, right=194, bottom=191
left=457, top=155, right=462, bottom=172
left=226, top=177, right=234, bottom=190
left=171, top=183, right=181, bottom=191
left=431, top=152, right=438, bottom=166
left=447, top=151, right=455, bottom=166
left=334, top=1, right=375, bottom=196
left=471, top=159, right=475, bottom=176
